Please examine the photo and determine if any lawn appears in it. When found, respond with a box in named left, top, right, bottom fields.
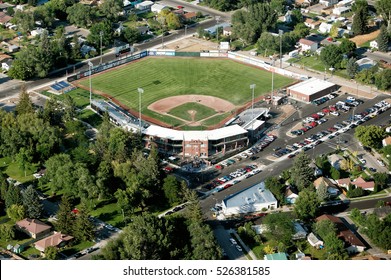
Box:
left=288, top=55, right=326, bottom=73
left=79, top=109, right=102, bottom=128
left=89, top=200, right=124, bottom=227
left=78, top=57, right=295, bottom=127
left=168, top=102, right=217, bottom=121
left=0, top=157, right=37, bottom=183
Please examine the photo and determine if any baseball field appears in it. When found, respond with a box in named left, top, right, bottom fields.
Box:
left=77, top=57, right=295, bottom=128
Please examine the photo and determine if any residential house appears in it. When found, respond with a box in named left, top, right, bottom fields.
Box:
left=336, top=0, right=354, bottom=7
left=299, top=38, right=318, bottom=52
left=353, top=176, right=375, bottom=192
left=0, top=53, right=12, bottom=63
left=327, top=154, right=344, bottom=170
left=8, top=44, right=19, bottom=53
left=382, top=136, right=391, bottom=147
left=204, top=23, right=231, bottom=35
left=1, top=58, right=12, bottom=71
left=264, top=252, right=288, bottom=260
left=356, top=57, right=377, bottom=71
left=31, top=28, right=46, bottom=37
left=135, top=0, right=153, bottom=11
left=304, top=18, right=321, bottom=29
left=295, top=0, right=312, bottom=7
left=333, top=6, right=351, bottom=16
left=137, top=25, right=149, bottom=35
left=307, top=232, right=324, bottom=248
left=313, top=177, right=339, bottom=197
left=15, top=218, right=51, bottom=239
left=0, top=12, right=12, bottom=26
left=316, top=214, right=366, bottom=254
left=319, top=0, right=338, bottom=7
left=151, top=3, right=168, bottom=14
left=309, top=162, right=323, bottom=177
left=183, top=12, right=197, bottom=22
left=292, top=222, right=307, bottom=240
left=285, top=186, right=299, bottom=204
left=223, top=26, right=232, bottom=36
left=318, top=22, right=332, bottom=34
left=80, top=45, right=96, bottom=57
left=283, top=11, right=293, bottom=24
left=34, top=232, right=74, bottom=252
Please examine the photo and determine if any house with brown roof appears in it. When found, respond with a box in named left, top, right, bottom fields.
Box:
left=34, top=232, right=74, bottom=252
left=15, top=218, right=51, bottom=239
left=314, top=177, right=340, bottom=197
left=183, top=12, right=197, bottom=22
left=223, top=26, right=232, bottom=36
left=316, top=214, right=366, bottom=254
left=353, top=177, right=375, bottom=192
left=285, top=186, right=299, bottom=204
left=299, top=38, right=319, bottom=52
left=382, top=136, right=391, bottom=147
left=304, top=18, right=321, bottom=29
left=0, top=12, right=12, bottom=25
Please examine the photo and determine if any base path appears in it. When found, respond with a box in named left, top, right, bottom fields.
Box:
left=148, top=94, right=236, bottom=114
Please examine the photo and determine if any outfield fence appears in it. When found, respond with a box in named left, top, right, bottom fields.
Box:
left=67, top=50, right=307, bottom=83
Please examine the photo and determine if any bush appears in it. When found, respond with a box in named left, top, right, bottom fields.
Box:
left=330, top=167, right=341, bottom=180
left=347, top=187, right=365, bottom=198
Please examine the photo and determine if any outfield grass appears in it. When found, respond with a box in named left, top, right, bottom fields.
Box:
left=202, top=112, right=231, bottom=126
left=79, top=57, right=294, bottom=126
left=168, top=102, right=217, bottom=121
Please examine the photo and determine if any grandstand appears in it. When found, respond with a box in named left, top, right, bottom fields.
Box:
left=49, top=81, right=76, bottom=94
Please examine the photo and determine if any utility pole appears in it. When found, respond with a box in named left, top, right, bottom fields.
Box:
left=138, top=87, right=144, bottom=133
left=215, top=16, right=220, bottom=43
left=99, top=31, right=103, bottom=64
left=88, top=61, right=93, bottom=106
left=185, top=24, right=188, bottom=37
left=250, top=84, right=256, bottom=140
left=279, top=30, right=283, bottom=68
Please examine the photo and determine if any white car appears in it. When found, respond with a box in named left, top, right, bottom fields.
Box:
left=230, top=238, right=237, bottom=245
left=359, top=158, right=366, bottom=164
left=330, top=111, right=339, bottom=116
left=347, top=96, right=356, bottom=101
left=240, top=153, right=248, bottom=158
left=236, top=245, right=243, bottom=252
left=377, top=159, right=385, bottom=167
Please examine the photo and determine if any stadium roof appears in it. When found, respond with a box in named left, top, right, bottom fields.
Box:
left=143, top=124, right=248, bottom=141
left=222, top=181, right=277, bottom=210
left=287, top=78, right=335, bottom=96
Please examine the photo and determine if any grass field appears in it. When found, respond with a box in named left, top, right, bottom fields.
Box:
left=168, top=102, right=217, bottom=121
left=78, top=57, right=295, bottom=127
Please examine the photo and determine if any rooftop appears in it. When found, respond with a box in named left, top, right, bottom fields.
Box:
left=287, top=78, right=335, bottom=96
left=222, top=181, right=277, bottom=210
left=264, top=252, right=288, bottom=260
left=16, top=218, right=51, bottom=235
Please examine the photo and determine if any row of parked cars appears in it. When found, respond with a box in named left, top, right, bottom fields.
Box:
left=278, top=99, right=390, bottom=159
left=291, top=97, right=364, bottom=136
left=311, top=92, right=338, bottom=106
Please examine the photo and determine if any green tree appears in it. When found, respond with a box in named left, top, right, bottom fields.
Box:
left=375, top=69, right=391, bottom=91
left=352, top=5, right=368, bottom=36
left=373, top=173, right=389, bottom=192
left=376, top=25, right=389, bottom=52
left=347, top=186, right=365, bottom=198
left=5, top=184, right=22, bottom=210
left=123, top=26, right=140, bottom=45
left=15, top=147, right=33, bottom=177
left=316, top=183, right=329, bottom=202
left=15, top=85, right=34, bottom=115
left=270, top=0, right=285, bottom=15
left=44, top=246, right=58, bottom=260
left=294, top=188, right=320, bottom=221
left=376, top=0, right=391, bottom=32
left=355, top=125, right=385, bottom=149
left=330, top=166, right=341, bottom=180
left=73, top=203, right=95, bottom=241
left=6, top=204, right=26, bottom=222
left=290, top=9, right=304, bottom=25
left=99, top=0, right=123, bottom=22
left=0, top=224, right=15, bottom=241
left=356, top=67, right=376, bottom=84
left=314, top=219, right=337, bottom=239
left=330, top=21, right=341, bottom=38
left=0, top=172, right=8, bottom=201
left=320, top=45, right=343, bottom=69
left=22, top=185, right=43, bottom=219
left=264, top=176, right=285, bottom=204
left=63, top=94, right=77, bottom=122
left=346, top=57, right=359, bottom=78
left=262, top=212, right=294, bottom=246
left=71, top=33, right=82, bottom=60
left=291, top=152, right=314, bottom=191
left=56, top=195, right=75, bottom=234
left=256, top=32, right=279, bottom=56
left=163, top=175, right=182, bottom=206
left=339, top=38, right=356, bottom=54
left=11, top=10, right=35, bottom=34
left=66, top=3, right=92, bottom=28
left=87, top=20, right=114, bottom=48
left=33, top=5, right=56, bottom=28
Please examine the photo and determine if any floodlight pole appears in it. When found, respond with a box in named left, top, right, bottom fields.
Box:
left=99, top=31, right=103, bottom=64
left=138, top=88, right=144, bottom=133
left=185, top=24, right=188, bottom=37
left=271, top=59, right=275, bottom=102
left=88, top=61, right=93, bottom=106
left=250, top=84, right=256, bottom=140
left=279, top=30, right=283, bottom=68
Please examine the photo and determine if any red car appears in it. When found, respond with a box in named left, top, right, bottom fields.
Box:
left=311, top=114, right=320, bottom=120
left=215, top=165, right=223, bottom=170
left=224, top=184, right=233, bottom=189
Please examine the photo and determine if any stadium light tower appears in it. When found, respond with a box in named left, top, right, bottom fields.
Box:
left=138, top=88, right=144, bottom=132
left=279, top=30, right=283, bottom=68
left=88, top=61, right=93, bottom=106
left=99, top=31, right=103, bottom=64
left=250, top=84, right=256, bottom=140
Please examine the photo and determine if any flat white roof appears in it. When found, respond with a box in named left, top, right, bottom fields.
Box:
left=223, top=182, right=277, bottom=209
left=243, top=119, right=265, bottom=130
left=143, top=124, right=247, bottom=141
left=287, top=78, right=335, bottom=96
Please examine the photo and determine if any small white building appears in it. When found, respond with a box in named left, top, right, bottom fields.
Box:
left=356, top=57, right=377, bottom=71
left=319, top=0, right=338, bottom=7
left=333, top=6, right=351, bottom=16
left=31, top=28, right=46, bottom=37
left=221, top=182, right=277, bottom=216
left=307, top=232, right=324, bottom=248
left=318, top=22, right=332, bottom=34
left=370, top=40, right=378, bottom=49
left=1, top=58, right=12, bottom=71
left=151, top=3, right=168, bottom=13
left=298, top=38, right=318, bottom=52
left=135, top=1, right=154, bottom=11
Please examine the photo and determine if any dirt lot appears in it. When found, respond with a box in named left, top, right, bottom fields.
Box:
left=350, top=30, right=380, bottom=46
left=163, top=37, right=218, bottom=52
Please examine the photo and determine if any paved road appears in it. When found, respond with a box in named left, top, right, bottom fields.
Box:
left=199, top=94, right=391, bottom=216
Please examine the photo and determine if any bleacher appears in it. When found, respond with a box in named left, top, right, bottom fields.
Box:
left=50, top=81, right=76, bottom=94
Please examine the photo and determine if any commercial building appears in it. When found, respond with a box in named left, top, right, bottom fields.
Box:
left=287, top=78, right=337, bottom=102
left=221, top=182, right=277, bottom=216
